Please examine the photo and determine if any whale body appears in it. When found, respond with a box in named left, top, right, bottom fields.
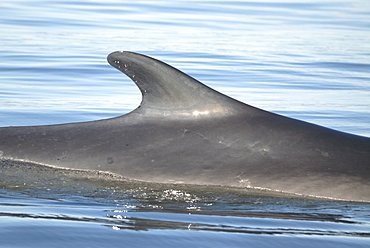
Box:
left=1, top=51, right=369, bottom=201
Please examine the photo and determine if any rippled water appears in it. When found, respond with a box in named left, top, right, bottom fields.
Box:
left=1, top=0, right=370, bottom=247
left=1, top=164, right=370, bottom=247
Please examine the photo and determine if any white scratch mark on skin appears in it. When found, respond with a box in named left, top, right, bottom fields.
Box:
left=234, top=172, right=252, bottom=187
left=315, top=149, right=329, bottom=157
left=218, top=139, right=240, bottom=148
left=182, top=129, right=207, bottom=140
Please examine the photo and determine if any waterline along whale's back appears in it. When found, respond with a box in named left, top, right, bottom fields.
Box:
left=0, top=51, right=369, bottom=201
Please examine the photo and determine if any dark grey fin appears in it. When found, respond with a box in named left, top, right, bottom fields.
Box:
left=107, top=51, right=252, bottom=117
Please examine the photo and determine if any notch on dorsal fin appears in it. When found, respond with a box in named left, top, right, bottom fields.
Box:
left=107, top=51, right=249, bottom=117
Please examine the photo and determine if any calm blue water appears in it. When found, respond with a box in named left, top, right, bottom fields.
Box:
left=1, top=0, right=370, bottom=247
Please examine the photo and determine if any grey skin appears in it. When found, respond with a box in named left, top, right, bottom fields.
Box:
left=1, top=51, right=369, bottom=201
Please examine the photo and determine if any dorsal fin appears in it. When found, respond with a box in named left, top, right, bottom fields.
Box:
left=107, top=51, right=249, bottom=117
